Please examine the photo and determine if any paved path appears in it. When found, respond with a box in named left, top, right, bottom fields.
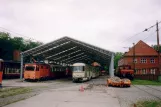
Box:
left=4, top=76, right=120, bottom=107
left=3, top=77, right=161, bottom=107
left=4, top=90, right=120, bottom=107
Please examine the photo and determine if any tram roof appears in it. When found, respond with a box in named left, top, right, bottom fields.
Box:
left=21, top=36, right=114, bottom=66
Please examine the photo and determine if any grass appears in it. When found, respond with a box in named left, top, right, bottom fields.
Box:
left=135, top=100, right=161, bottom=107
left=132, top=79, right=161, bottom=86
left=0, top=87, right=32, bottom=98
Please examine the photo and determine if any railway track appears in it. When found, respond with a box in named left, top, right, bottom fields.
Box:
left=133, top=85, right=161, bottom=100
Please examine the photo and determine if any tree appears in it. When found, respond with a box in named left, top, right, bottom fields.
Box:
left=0, top=32, right=43, bottom=60
left=114, top=52, right=123, bottom=69
left=0, top=32, right=11, bottom=40
left=24, top=40, right=43, bottom=51
left=151, top=45, right=161, bottom=53
left=0, top=32, right=14, bottom=60
left=11, top=37, right=26, bottom=51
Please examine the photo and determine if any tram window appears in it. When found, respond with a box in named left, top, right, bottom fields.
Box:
left=83, top=66, right=85, bottom=71
left=41, top=66, right=43, bottom=69
left=73, top=66, right=84, bottom=72
left=36, top=66, right=39, bottom=71
left=25, top=66, right=35, bottom=71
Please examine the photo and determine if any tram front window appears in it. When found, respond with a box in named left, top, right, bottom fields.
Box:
left=73, top=66, right=84, bottom=72
left=25, top=66, right=35, bottom=71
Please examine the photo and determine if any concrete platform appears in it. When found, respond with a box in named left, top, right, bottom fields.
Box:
left=4, top=81, right=120, bottom=107
left=4, top=90, right=120, bottom=107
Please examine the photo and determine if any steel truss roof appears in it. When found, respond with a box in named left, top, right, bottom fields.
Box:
left=21, top=37, right=114, bottom=66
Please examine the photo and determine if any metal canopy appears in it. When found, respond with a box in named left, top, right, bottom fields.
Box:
left=20, top=36, right=115, bottom=79
left=21, top=36, right=114, bottom=66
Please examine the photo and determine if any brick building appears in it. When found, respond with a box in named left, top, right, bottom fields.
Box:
left=118, top=40, right=161, bottom=80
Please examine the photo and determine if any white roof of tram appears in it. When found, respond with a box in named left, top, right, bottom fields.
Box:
left=21, top=36, right=114, bottom=66
left=72, top=63, right=86, bottom=66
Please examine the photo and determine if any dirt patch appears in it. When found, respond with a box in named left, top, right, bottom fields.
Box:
left=84, top=84, right=107, bottom=93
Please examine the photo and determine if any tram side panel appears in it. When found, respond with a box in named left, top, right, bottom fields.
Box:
left=0, top=60, right=4, bottom=86
left=24, top=64, right=50, bottom=80
left=24, top=63, right=71, bottom=81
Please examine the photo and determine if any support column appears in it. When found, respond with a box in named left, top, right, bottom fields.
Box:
left=20, top=54, right=24, bottom=80
left=109, top=53, right=114, bottom=77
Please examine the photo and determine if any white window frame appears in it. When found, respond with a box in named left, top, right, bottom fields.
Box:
left=150, top=69, right=155, bottom=74
left=150, top=58, right=155, bottom=63
left=142, top=69, right=146, bottom=74
left=140, top=58, right=147, bottom=63
left=133, top=58, right=137, bottom=63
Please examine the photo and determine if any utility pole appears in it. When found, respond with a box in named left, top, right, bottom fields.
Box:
left=156, top=21, right=160, bottom=74
left=133, top=43, right=135, bottom=73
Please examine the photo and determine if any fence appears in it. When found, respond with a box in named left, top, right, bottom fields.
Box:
left=134, top=74, right=160, bottom=81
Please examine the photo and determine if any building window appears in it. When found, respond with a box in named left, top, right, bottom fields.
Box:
left=133, top=58, right=137, bottom=63
left=150, top=59, right=155, bottom=63
left=135, top=71, right=137, bottom=74
left=140, top=58, right=147, bottom=63
left=150, top=69, right=155, bottom=75
left=135, top=69, right=139, bottom=74
left=142, top=69, right=146, bottom=74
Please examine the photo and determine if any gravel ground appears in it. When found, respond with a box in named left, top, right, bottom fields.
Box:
left=1, top=76, right=161, bottom=107
left=0, top=78, right=82, bottom=107
left=114, top=85, right=161, bottom=107
left=87, top=76, right=161, bottom=107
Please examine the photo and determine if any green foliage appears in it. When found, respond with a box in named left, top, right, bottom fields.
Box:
left=151, top=45, right=161, bottom=53
left=132, top=79, right=161, bottom=85
left=11, top=37, right=25, bottom=50
left=114, top=52, right=123, bottom=69
left=0, top=33, right=14, bottom=60
left=0, top=32, right=11, bottom=40
left=0, top=32, right=43, bottom=60
left=136, top=100, right=161, bottom=107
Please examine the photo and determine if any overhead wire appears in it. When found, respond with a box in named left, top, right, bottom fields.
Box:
left=123, top=26, right=161, bottom=52
left=119, top=21, right=161, bottom=45
left=0, top=26, right=41, bottom=42
left=120, top=21, right=161, bottom=52
left=120, top=21, right=161, bottom=49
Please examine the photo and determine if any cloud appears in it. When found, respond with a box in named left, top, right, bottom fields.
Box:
left=0, top=0, right=161, bottom=53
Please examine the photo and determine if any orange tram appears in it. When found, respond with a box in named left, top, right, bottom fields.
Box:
left=0, top=59, right=4, bottom=86
left=24, top=63, right=72, bottom=81
left=115, top=65, right=134, bottom=80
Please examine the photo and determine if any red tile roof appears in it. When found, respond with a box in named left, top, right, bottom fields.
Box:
left=124, top=40, right=158, bottom=56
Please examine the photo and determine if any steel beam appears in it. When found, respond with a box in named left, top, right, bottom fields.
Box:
left=53, top=50, right=82, bottom=61
left=66, top=55, right=88, bottom=63
left=61, top=52, right=85, bottom=62
left=46, top=46, right=77, bottom=59
left=22, top=37, right=67, bottom=57
left=109, top=53, right=114, bottom=77
left=33, top=41, right=71, bottom=56
left=20, top=54, right=24, bottom=80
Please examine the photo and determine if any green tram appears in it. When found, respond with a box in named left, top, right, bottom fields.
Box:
left=72, top=63, right=100, bottom=82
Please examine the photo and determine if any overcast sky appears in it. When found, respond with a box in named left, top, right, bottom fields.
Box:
left=0, top=0, right=161, bottom=52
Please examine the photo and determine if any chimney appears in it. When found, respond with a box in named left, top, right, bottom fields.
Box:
left=13, top=50, right=20, bottom=61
